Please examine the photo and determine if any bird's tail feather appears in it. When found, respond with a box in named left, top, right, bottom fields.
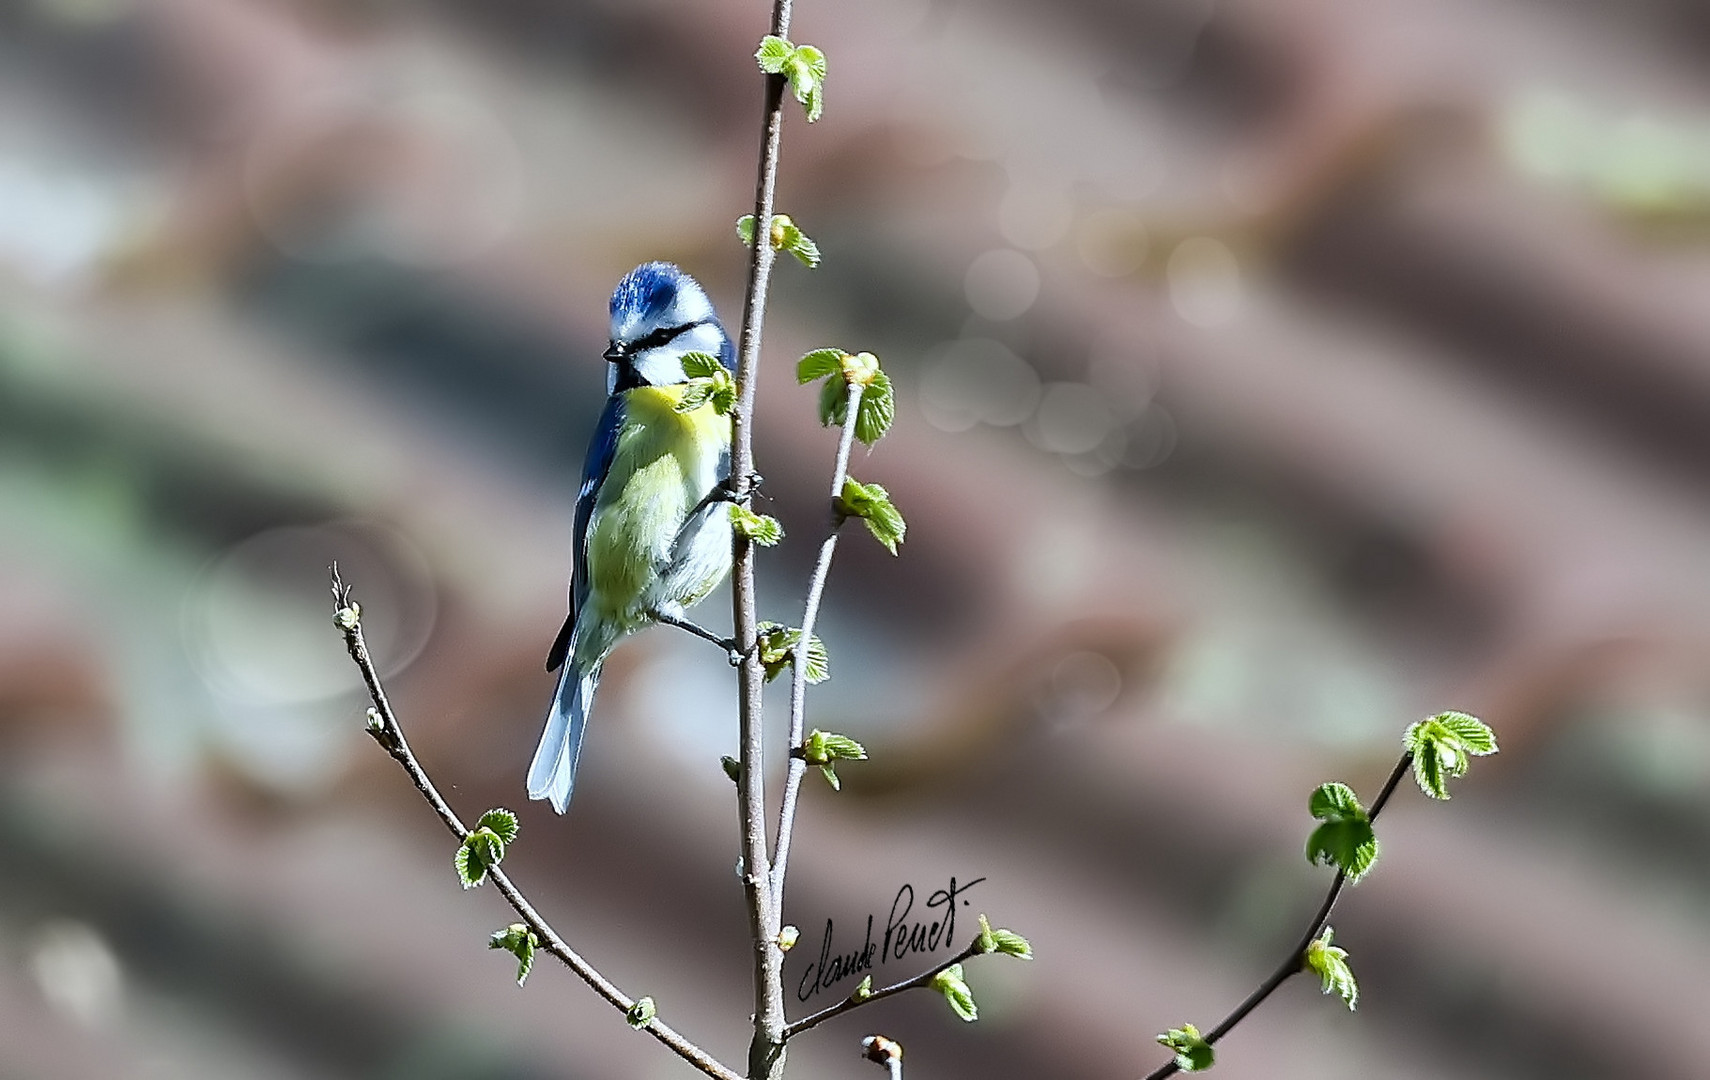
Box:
left=528, top=659, right=601, bottom=814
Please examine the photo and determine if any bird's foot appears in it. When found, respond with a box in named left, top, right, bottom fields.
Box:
left=713, top=471, right=765, bottom=506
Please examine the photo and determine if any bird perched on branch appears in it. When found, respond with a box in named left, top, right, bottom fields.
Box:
left=530, top=262, right=736, bottom=813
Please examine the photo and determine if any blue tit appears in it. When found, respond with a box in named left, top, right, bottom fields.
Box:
left=529, top=262, right=736, bottom=814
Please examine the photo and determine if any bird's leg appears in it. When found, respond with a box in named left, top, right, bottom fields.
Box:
left=686, top=472, right=765, bottom=519
left=651, top=608, right=742, bottom=665
left=717, top=471, right=766, bottom=505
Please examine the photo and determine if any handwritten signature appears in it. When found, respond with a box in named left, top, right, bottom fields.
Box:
left=795, top=875, right=986, bottom=1002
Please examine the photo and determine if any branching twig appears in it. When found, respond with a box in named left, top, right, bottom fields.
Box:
left=330, top=567, right=741, bottom=1080
left=770, top=380, right=862, bottom=910
left=784, top=939, right=980, bottom=1039
left=1141, top=752, right=1414, bottom=1080
left=730, top=2, right=796, bottom=1076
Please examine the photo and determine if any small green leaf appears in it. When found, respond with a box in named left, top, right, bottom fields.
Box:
left=674, top=359, right=736, bottom=416
left=754, top=35, right=793, bottom=73
left=838, top=478, right=906, bottom=554
left=478, top=809, right=519, bottom=846
left=850, top=974, right=874, bottom=1002
left=488, top=923, right=538, bottom=986
left=674, top=380, right=716, bottom=413
left=454, top=841, right=483, bottom=888
left=730, top=505, right=784, bottom=546
left=974, top=913, right=1033, bottom=959
left=802, top=351, right=890, bottom=440
left=736, top=215, right=757, bottom=246
left=783, top=227, right=820, bottom=268
left=721, top=755, right=741, bottom=783
left=1305, top=782, right=1379, bottom=884
left=777, top=925, right=800, bottom=951
left=680, top=351, right=724, bottom=379
left=803, top=729, right=867, bottom=765
left=818, top=374, right=848, bottom=429
left=1404, top=711, right=1498, bottom=800
left=854, top=371, right=894, bottom=445
left=787, top=46, right=827, bottom=123
left=755, top=37, right=827, bottom=123
left=797, top=348, right=846, bottom=384
left=1304, top=927, right=1358, bottom=1010
left=756, top=622, right=830, bottom=684
left=456, top=818, right=512, bottom=889
left=803, top=728, right=866, bottom=791
left=819, top=364, right=890, bottom=436
left=992, top=928, right=1033, bottom=959
left=626, top=996, right=656, bottom=1029
left=793, top=45, right=828, bottom=85
left=1157, top=1024, right=1214, bottom=1072
left=930, top=963, right=977, bottom=1022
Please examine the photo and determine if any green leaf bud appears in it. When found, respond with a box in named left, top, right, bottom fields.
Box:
left=626, top=996, right=656, bottom=1029
left=803, top=728, right=867, bottom=791
left=754, top=36, right=827, bottom=122
left=929, top=963, right=977, bottom=1022
left=333, top=603, right=361, bottom=631
left=488, top=923, right=538, bottom=986
left=730, top=505, right=784, bottom=546
left=1157, top=1024, right=1214, bottom=1072
left=756, top=622, right=830, bottom=684
left=1303, top=927, right=1358, bottom=1010
left=1403, top=711, right=1498, bottom=800
left=838, top=478, right=906, bottom=554
left=975, top=913, right=1033, bottom=959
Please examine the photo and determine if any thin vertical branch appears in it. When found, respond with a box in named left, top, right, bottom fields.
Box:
left=731, top=2, right=794, bottom=1077
left=1142, top=753, right=1414, bottom=1080
left=771, top=381, right=863, bottom=911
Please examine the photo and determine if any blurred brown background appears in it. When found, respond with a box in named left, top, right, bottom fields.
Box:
left=3, top=0, right=1709, bottom=1077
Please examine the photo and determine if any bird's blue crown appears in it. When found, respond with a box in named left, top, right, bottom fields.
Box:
left=610, top=261, right=684, bottom=324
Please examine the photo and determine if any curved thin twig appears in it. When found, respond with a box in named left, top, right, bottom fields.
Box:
left=771, top=380, right=863, bottom=910
left=1141, top=752, right=1414, bottom=1080
left=331, top=567, right=741, bottom=1080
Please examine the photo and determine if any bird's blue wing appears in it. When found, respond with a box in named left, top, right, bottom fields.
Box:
left=716, top=319, right=736, bottom=371
left=546, top=393, right=625, bottom=673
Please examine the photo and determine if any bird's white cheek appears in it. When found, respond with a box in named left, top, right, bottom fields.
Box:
left=632, top=348, right=686, bottom=386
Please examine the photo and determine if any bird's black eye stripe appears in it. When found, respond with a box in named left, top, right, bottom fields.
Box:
left=628, top=318, right=706, bottom=354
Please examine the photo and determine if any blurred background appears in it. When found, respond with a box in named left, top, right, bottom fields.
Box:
left=3, top=0, right=1710, bottom=1077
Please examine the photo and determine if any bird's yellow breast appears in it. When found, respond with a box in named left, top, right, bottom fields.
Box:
left=584, top=385, right=730, bottom=626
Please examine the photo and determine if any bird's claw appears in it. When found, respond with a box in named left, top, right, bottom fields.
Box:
left=714, top=472, right=765, bottom=506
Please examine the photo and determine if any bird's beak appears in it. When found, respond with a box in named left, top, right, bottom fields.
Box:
left=603, top=341, right=624, bottom=363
